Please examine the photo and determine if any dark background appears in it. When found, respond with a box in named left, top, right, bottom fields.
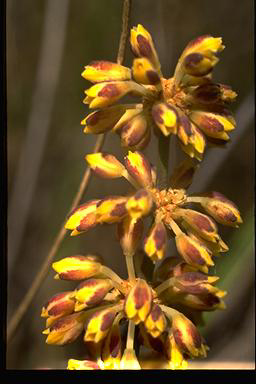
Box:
left=7, top=0, right=254, bottom=369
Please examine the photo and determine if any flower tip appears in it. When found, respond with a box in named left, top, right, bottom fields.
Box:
left=42, top=328, right=50, bottom=335
left=41, top=307, right=48, bottom=317
left=53, top=274, right=60, bottom=280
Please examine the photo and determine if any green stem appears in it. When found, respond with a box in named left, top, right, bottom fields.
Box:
left=157, top=134, right=170, bottom=188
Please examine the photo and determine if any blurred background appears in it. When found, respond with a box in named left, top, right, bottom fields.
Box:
left=7, top=0, right=254, bottom=369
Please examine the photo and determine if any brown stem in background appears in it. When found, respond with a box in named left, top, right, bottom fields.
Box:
left=7, top=0, right=132, bottom=343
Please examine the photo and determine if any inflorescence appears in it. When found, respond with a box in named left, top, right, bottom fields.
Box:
left=42, top=24, right=241, bottom=370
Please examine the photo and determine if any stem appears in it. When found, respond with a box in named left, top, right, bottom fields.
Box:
left=100, top=265, right=127, bottom=295
left=126, top=320, right=135, bottom=350
left=7, top=0, right=132, bottom=343
left=155, top=277, right=176, bottom=295
left=122, top=169, right=141, bottom=189
left=166, top=217, right=183, bottom=236
left=157, top=133, right=170, bottom=188
left=186, top=196, right=204, bottom=204
left=125, top=254, right=136, bottom=283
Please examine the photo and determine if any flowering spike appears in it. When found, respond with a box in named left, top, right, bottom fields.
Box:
left=130, top=24, right=161, bottom=74
left=144, top=304, right=167, bottom=338
left=74, top=278, right=114, bottom=309
left=152, top=102, right=178, bottom=136
left=85, top=153, right=124, bottom=179
left=67, top=359, right=101, bottom=370
left=82, top=61, right=131, bottom=83
left=117, top=216, right=144, bottom=257
left=132, top=57, right=160, bottom=85
left=41, top=291, right=75, bottom=327
left=144, top=221, right=167, bottom=262
left=65, top=200, right=99, bottom=236
left=96, top=196, right=128, bottom=224
left=175, top=233, right=214, bottom=273
left=82, top=105, right=126, bottom=134
left=43, top=312, right=85, bottom=345
left=52, top=255, right=102, bottom=281
left=124, top=150, right=153, bottom=188
left=124, top=279, right=152, bottom=324
left=84, top=307, right=117, bottom=343
left=126, top=189, right=153, bottom=220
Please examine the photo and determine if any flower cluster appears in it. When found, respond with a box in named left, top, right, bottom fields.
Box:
left=82, top=25, right=237, bottom=160
left=42, top=150, right=241, bottom=369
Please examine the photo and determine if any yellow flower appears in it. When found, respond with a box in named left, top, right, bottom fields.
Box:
left=82, top=25, right=237, bottom=159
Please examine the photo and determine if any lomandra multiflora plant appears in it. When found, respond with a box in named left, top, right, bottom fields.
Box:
left=41, top=19, right=242, bottom=370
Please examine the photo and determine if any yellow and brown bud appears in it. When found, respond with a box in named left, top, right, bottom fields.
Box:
left=114, top=110, right=149, bottom=150
left=96, top=196, right=128, bottom=224
left=152, top=102, right=178, bottom=136
left=169, top=158, right=197, bottom=190
left=84, top=307, right=118, bottom=343
left=189, top=83, right=222, bottom=104
left=171, top=313, right=207, bottom=358
left=175, top=233, right=214, bottom=273
left=42, top=312, right=85, bottom=345
left=84, top=81, right=147, bottom=109
left=117, top=216, right=144, bottom=257
left=176, top=208, right=219, bottom=242
left=124, top=279, right=152, bottom=324
left=67, top=359, right=101, bottom=370
left=65, top=200, right=99, bottom=236
left=189, top=110, right=235, bottom=140
left=138, top=324, right=167, bottom=356
left=144, top=221, right=167, bottom=262
left=85, top=153, right=124, bottom=179
left=130, top=24, right=161, bottom=75
left=82, top=105, right=126, bottom=134
left=120, top=348, right=141, bottom=370
left=183, top=52, right=218, bottom=77
left=144, top=304, right=167, bottom=338
left=52, top=255, right=102, bottom=281
left=178, top=292, right=226, bottom=311
left=199, top=192, right=242, bottom=227
left=132, top=57, right=160, bottom=85
left=124, top=150, right=153, bottom=188
left=74, top=278, right=114, bottom=311
left=41, top=291, right=75, bottom=327
left=182, top=35, right=224, bottom=61
left=101, top=322, right=122, bottom=369
left=126, top=189, right=153, bottom=220
left=165, top=332, right=188, bottom=370
left=82, top=61, right=131, bottom=83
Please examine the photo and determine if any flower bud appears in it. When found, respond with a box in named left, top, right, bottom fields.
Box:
left=138, top=324, right=167, bottom=355
left=120, top=348, right=141, bottom=370
left=169, top=158, right=197, bottom=190
left=182, top=35, right=224, bottom=60
left=82, top=61, right=131, bottom=83
left=65, top=200, right=100, bottom=236
left=102, top=322, right=122, bottom=369
left=179, top=292, right=226, bottom=311
left=124, top=150, right=153, bottom=188
left=85, top=153, right=124, bottom=179
left=130, top=24, right=161, bottom=74
left=176, top=208, right=219, bottom=242
left=190, top=83, right=221, bottom=104
left=174, top=271, right=226, bottom=297
left=144, top=304, right=167, bottom=338
left=42, top=312, right=85, bottom=345
left=84, top=81, right=146, bottom=109
left=183, top=52, right=217, bottom=77
left=74, top=278, right=114, bottom=311
left=165, top=332, right=188, bottom=370
left=67, top=359, right=101, bottom=370
left=52, top=255, right=102, bottom=280
left=132, top=58, right=160, bottom=85
left=114, top=110, right=149, bottom=150
left=117, top=216, right=143, bottom=257
left=124, top=279, right=152, bottom=324
left=126, top=189, right=153, bottom=220
left=96, top=196, right=128, bottom=224
left=199, top=192, right=242, bottom=227
left=82, top=105, right=126, bottom=134
left=175, top=233, right=214, bottom=273
left=152, top=102, right=178, bottom=136
left=144, top=221, right=167, bottom=262
left=171, top=313, right=207, bottom=357
left=84, top=307, right=117, bottom=343
left=41, top=291, right=75, bottom=327
left=189, top=110, right=235, bottom=140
